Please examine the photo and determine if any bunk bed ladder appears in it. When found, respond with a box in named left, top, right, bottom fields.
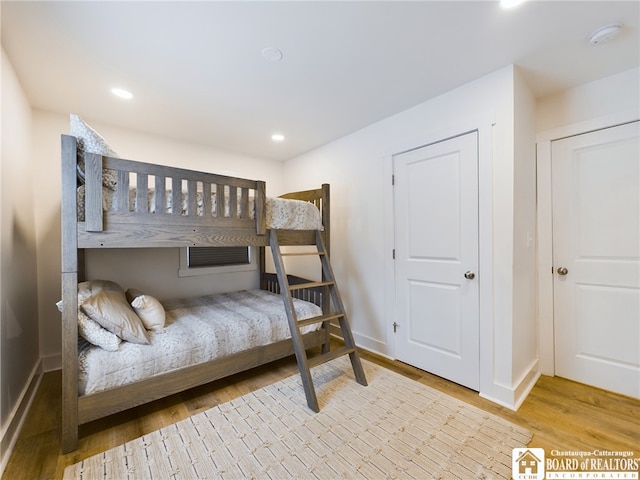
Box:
left=270, top=229, right=367, bottom=412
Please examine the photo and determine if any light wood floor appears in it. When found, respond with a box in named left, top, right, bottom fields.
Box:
left=3, top=347, right=639, bottom=479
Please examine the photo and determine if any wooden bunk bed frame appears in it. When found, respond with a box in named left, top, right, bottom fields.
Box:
left=60, top=134, right=333, bottom=453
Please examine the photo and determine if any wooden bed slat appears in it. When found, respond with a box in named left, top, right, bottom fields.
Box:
left=136, top=173, right=148, bottom=213
left=229, top=186, right=238, bottom=218
left=186, top=180, right=197, bottom=216
left=154, top=175, right=166, bottom=214
left=171, top=178, right=181, bottom=216
left=215, top=184, right=224, bottom=217
left=202, top=182, right=212, bottom=216
left=240, top=187, right=249, bottom=219
left=116, top=170, right=129, bottom=212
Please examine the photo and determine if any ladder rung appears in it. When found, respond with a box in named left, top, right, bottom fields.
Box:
left=279, top=251, right=325, bottom=257
left=308, top=346, right=355, bottom=369
left=289, top=281, right=334, bottom=291
left=297, top=313, right=344, bottom=328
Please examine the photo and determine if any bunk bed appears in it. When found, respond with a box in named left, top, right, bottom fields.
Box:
left=60, top=126, right=366, bottom=454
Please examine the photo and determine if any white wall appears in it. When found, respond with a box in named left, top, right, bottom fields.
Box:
left=511, top=67, right=539, bottom=396
left=284, top=65, right=538, bottom=409
left=32, top=111, right=285, bottom=369
left=1, top=47, right=39, bottom=472
left=537, top=67, right=639, bottom=132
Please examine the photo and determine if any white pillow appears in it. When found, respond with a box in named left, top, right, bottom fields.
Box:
left=56, top=299, right=121, bottom=352
left=126, top=289, right=166, bottom=331
left=78, top=310, right=122, bottom=351
left=70, top=114, right=119, bottom=190
left=82, top=289, right=150, bottom=345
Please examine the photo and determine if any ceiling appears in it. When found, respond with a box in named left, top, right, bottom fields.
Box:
left=2, top=1, right=638, bottom=161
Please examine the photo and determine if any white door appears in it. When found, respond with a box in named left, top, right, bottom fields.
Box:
left=552, top=121, right=640, bottom=399
left=393, top=131, right=479, bottom=390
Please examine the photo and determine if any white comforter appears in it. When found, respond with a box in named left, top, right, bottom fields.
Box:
left=78, top=289, right=322, bottom=395
left=77, top=186, right=323, bottom=230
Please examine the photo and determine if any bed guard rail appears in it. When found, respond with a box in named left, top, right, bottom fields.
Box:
left=61, top=135, right=266, bottom=236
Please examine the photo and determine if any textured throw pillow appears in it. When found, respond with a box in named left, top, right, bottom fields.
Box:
left=56, top=299, right=121, bottom=352
left=126, top=289, right=166, bottom=331
left=70, top=114, right=119, bottom=190
left=81, top=290, right=150, bottom=345
left=77, top=310, right=122, bottom=351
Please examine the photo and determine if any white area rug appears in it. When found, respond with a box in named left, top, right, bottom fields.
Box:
left=64, top=358, right=531, bottom=479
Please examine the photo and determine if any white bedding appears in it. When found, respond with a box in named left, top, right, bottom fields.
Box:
left=78, top=289, right=322, bottom=395
left=77, top=186, right=323, bottom=230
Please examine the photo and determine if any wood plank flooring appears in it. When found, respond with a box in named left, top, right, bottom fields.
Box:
left=3, top=347, right=639, bottom=479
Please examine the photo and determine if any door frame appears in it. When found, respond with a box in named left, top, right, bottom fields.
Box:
left=382, top=112, right=496, bottom=399
left=536, top=109, right=639, bottom=376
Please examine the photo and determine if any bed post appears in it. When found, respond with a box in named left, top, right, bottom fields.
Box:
left=61, top=135, right=79, bottom=453
left=255, top=181, right=266, bottom=236
left=321, top=184, right=330, bottom=257
left=258, top=179, right=267, bottom=291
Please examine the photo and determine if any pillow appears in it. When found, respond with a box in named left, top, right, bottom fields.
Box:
left=70, top=114, right=119, bottom=190
left=56, top=299, right=121, bottom=352
left=81, top=290, right=150, bottom=345
left=77, top=310, right=122, bottom=351
left=125, top=289, right=166, bottom=331
left=125, top=287, right=144, bottom=303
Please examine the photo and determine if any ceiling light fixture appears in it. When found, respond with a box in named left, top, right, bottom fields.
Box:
left=500, top=0, right=527, bottom=9
left=271, top=133, right=285, bottom=142
left=588, top=24, right=623, bottom=45
left=262, top=47, right=283, bottom=62
left=111, top=88, right=133, bottom=100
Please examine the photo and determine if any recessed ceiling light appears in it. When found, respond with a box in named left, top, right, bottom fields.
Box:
left=588, top=24, right=623, bottom=45
left=271, top=133, right=285, bottom=142
left=500, top=0, right=527, bottom=8
left=111, top=88, right=133, bottom=100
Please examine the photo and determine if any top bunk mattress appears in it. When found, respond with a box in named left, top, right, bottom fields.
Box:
left=76, top=185, right=323, bottom=231
left=78, top=289, right=322, bottom=396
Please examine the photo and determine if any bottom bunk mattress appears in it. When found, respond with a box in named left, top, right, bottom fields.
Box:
left=78, top=289, right=322, bottom=396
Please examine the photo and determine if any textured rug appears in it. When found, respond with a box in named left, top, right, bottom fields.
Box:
left=64, top=358, right=532, bottom=479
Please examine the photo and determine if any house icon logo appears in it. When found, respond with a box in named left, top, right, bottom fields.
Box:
left=512, top=448, right=545, bottom=480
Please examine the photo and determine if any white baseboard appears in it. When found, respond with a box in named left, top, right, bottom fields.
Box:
left=329, top=326, right=389, bottom=359
left=41, top=352, right=62, bottom=372
left=513, top=362, right=541, bottom=410
left=480, top=359, right=540, bottom=411
left=0, top=360, right=43, bottom=477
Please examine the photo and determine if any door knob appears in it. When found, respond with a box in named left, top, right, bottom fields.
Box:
left=464, top=271, right=475, bottom=280
left=557, top=267, right=568, bottom=276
